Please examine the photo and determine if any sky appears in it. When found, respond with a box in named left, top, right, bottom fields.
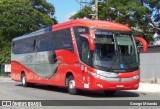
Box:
left=46, top=0, right=81, bottom=23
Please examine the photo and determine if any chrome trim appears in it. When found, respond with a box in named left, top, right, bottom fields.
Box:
left=96, top=69, right=119, bottom=78
left=102, top=77, right=120, bottom=82
left=89, top=71, right=139, bottom=82
left=121, top=78, right=135, bottom=82
left=100, top=76, right=136, bottom=82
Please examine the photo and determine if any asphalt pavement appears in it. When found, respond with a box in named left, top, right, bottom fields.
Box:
left=0, top=76, right=160, bottom=94
left=0, top=76, right=160, bottom=109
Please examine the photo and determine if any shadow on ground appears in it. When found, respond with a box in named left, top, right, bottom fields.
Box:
left=15, top=83, right=140, bottom=98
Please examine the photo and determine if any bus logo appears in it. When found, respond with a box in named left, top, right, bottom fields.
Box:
left=2, top=101, right=11, bottom=106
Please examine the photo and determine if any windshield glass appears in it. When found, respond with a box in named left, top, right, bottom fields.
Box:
left=93, top=30, right=138, bottom=72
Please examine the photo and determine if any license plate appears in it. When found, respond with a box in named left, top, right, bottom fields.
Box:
left=116, top=85, right=124, bottom=88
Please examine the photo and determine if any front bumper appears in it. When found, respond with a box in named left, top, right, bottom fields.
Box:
left=79, top=71, right=139, bottom=91
left=87, top=77, right=139, bottom=90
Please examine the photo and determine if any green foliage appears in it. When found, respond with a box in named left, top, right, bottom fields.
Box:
left=70, top=0, right=159, bottom=42
left=0, top=0, right=57, bottom=63
left=0, top=41, right=11, bottom=63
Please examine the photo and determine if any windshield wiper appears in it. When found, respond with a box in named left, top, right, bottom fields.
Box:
left=107, top=55, right=118, bottom=72
left=107, top=34, right=119, bottom=72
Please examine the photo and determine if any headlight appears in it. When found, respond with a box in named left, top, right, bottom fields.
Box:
left=96, top=70, right=119, bottom=78
left=88, top=71, right=100, bottom=78
left=88, top=71, right=109, bottom=80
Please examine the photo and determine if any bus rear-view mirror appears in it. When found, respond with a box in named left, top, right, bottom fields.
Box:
left=134, top=36, right=148, bottom=52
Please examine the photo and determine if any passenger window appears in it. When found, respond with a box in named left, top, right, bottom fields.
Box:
left=81, top=37, right=90, bottom=65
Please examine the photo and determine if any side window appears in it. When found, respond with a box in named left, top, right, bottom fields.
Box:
left=36, top=30, right=74, bottom=52
left=57, top=28, right=74, bottom=52
left=22, top=37, right=35, bottom=53
left=73, top=26, right=89, bottom=56
left=81, top=37, right=90, bottom=65
left=52, top=31, right=58, bottom=51
left=12, top=37, right=35, bottom=54
left=12, top=41, right=23, bottom=54
left=36, top=32, right=54, bottom=52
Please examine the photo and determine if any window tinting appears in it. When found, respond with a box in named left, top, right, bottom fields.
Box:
left=57, top=28, right=74, bottom=52
left=81, top=38, right=90, bottom=65
left=73, top=26, right=89, bottom=56
left=37, top=28, right=74, bottom=52
left=36, top=32, right=54, bottom=52
left=12, top=37, right=35, bottom=54
left=12, top=28, right=74, bottom=54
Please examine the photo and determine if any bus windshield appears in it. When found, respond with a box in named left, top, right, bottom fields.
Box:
left=93, top=30, right=139, bottom=72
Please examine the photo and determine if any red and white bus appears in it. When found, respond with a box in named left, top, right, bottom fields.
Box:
left=11, top=19, right=148, bottom=95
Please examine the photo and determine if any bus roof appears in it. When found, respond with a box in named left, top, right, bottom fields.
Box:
left=13, top=19, right=131, bottom=41
left=13, top=26, right=52, bottom=41
left=52, top=19, right=131, bottom=31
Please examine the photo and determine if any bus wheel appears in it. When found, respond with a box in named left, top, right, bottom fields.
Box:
left=67, top=75, right=78, bottom=95
left=21, top=73, right=28, bottom=87
left=104, top=90, right=116, bottom=96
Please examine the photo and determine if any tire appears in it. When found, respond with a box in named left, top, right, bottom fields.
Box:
left=21, top=73, right=28, bottom=87
left=104, top=90, right=116, bottom=96
left=67, top=75, right=78, bottom=95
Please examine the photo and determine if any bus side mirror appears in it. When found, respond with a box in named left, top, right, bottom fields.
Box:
left=80, top=34, right=94, bottom=50
left=134, top=36, right=148, bottom=52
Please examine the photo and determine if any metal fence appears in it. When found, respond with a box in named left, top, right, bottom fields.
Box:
left=140, top=46, right=160, bottom=84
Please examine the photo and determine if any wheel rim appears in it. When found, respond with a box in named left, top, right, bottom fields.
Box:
left=69, top=80, right=75, bottom=89
left=22, top=76, right=25, bottom=85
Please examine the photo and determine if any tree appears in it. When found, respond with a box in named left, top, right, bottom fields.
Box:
left=0, top=0, right=57, bottom=63
left=142, top=0, right=159, bottom=29
left=70, top=0, right=160, bottom=42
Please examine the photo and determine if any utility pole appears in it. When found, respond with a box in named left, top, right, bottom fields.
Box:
left=95, top=0, right=98, bottom=20
left=75, top=0, right=100, bottom=20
